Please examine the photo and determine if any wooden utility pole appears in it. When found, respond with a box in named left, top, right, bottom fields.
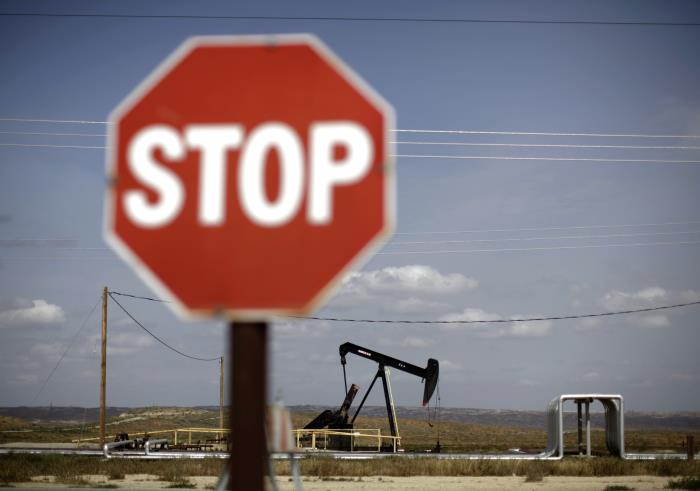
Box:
left=219, top=356, right=225, bottom=429
left=99, top=286, right=108, bottom=446
left=229, top=323, right=267, bottom=491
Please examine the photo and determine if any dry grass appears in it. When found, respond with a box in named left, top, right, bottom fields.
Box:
left=1, top=407, right=698, bottom=485
left=293, top=411, right=695, bottom=454
left=0, top=455, right=224, bottom=484
left=1, top=407, right=694, bottom=455
left=274, top=457, right=700, bottom=478
left=667, top=476, right=700, bottom=490
left=1, top=454, right=700, bottom=484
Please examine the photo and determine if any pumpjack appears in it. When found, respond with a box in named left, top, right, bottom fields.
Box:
left=304, top=341, right=439, bottom=451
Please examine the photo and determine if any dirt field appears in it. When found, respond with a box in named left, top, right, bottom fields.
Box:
left=8, top=474, right=680, bottom=491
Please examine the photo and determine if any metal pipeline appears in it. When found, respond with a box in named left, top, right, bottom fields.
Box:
left=0, top=447, right=695, bottom=460
left=144, top=439, right=169, bottom=456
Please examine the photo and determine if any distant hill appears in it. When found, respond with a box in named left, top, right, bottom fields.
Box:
left=0, top=406, right=129, bottom=424
left=1, top=405, right=698, bottom=432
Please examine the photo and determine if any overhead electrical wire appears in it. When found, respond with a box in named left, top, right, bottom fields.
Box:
left=394, top=220, right=700, bottom=235
left=2, top=142, right=699, bottom=164
left=393, top=141, right=700, bottom=150
left=2, top=118, right=700, bottom=139
left=4, top=220, right=700, bottom=243
left=3, top=237, right=700, bottom=260
left=0, top=130, right=106, bottom=137
left=4, top=130, right=700, bottom=149
left=108, top=293, right=219, bottom=361
left=9, top=230, right=700, bottom=250
left=0, top=143, right=107, bottom=149
left=396, top=154, right=700, bottom=164
left=292, top=300, right=700, bottom=324
left=395, top=129, right=700, bottom=139
left=376, top=240, right=700, bottom=255
left=111, top=291, right=169, bottom=303
left=31, top=297, right=101, bottom=404
left=388, top=230, right=700, bottom=246
left=111, top=289, right=700, bottom=325
left=1, top=12, right=699, bottom=27
left=0, top=118, right=109, bottom=124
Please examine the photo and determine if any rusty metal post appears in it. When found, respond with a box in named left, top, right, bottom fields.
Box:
left=219, top=356, right=225, bottom=430
left=585, top=400, right=592, bottom=456
left=577, top=400, right=583, bottom=455
left=99, top=286, right=108, bottom=446
left=228, top=322, right=267, bottom=491
left=688, top=435, right=695, bottom=460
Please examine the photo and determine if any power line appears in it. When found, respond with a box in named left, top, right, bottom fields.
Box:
left=396, top=129, right=700, bottom=139
left=108, top=293, right=219, bottom=362
left=291, top=300, right=700, bottom=324
left=1, top=12, right=699, bottom=27
left=0, top=130, right=106, bottom=137
left=2, top=142, right=700, bottom=164
left=376, top=240, right=700, bottom=255
left=0, top=118, right=109, bottom=124
left=4, top=231, right=697, bottom=254
left=31, top=298, right=101, bottom=404
left=4, top=220, right=700, bottom=242
left=394, top=220, right=700, bottom=235
left=394, top=141, right=700, bottom=150
left=4, top=131, right=700, bottom=149
left=0, top=143, right=106, bottom=149
left=2, top=118, right=700, bottom=139
left=396, top=154, right=700, bottom=164
left=109, top=289, right=700, bottom=325
left=389, top=230, right=700, bottom=246
left=3, top=238, right=700, bottom=261
left=110, top=291, right=169, bottom=303
left=2, top=231, right=700, bottom=258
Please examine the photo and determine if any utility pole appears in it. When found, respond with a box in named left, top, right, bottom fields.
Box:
left=99, top=286, right=108, bottom=446
left=219, top=356, right=224, bottom=429
left=229, top=323, right=267, bottom=491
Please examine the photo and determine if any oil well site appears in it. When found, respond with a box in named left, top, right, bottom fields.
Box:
left=2, top=293, right=700, bottom=490
left=2, top=290, right=700, bottom=490
left=3, top=2, right=700, bottom=491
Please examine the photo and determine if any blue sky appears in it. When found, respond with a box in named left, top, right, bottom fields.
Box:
left=1, top=0, right=700, bottom=412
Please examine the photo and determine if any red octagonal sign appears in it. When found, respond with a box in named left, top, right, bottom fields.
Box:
left=105, top=35, right=395, bottom=319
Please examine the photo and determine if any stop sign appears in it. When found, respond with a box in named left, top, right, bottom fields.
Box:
left=105, top=35, right=394, bottom=319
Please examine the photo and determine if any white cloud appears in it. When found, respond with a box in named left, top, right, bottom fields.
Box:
left=7, top=373, right=39, bottom=385
left=632, top=314, right=670, bottom=328
left=505, top=319, right=552, bottom=337
left=440, top=307, right=501, bottom=324
left=602, top=287, right=668, bottom=311
left=439, top=308, right=552, bottom=337
left=401, top=337, right=434, bottom=348
left=596, top=286, right=700, bottom=329
left=389, top=297, right=449, bottom=314
left=0, top=299, right=66, bottom=326
left=272, top=320, right=329, bottom=338
left=577, top=318, right=601, bottom=330
left=31, top=342, right=64, bottom=356
left=85, top=332, right=153, bottom=356
left=679, top=290, right=700, bottom=303
left=334, top=265, right=477, bottom=308
left=482, top=318, right=552, bottom=338
left=440, top=359, right=462, bottom=372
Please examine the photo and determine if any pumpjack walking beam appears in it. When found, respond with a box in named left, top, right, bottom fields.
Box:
left=338, top=342, right=439, bottom=442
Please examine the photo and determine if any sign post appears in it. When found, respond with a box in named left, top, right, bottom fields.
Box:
left=105, top=34, right=394, bottom=491
left=229, top=323, right=267, bottom=489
